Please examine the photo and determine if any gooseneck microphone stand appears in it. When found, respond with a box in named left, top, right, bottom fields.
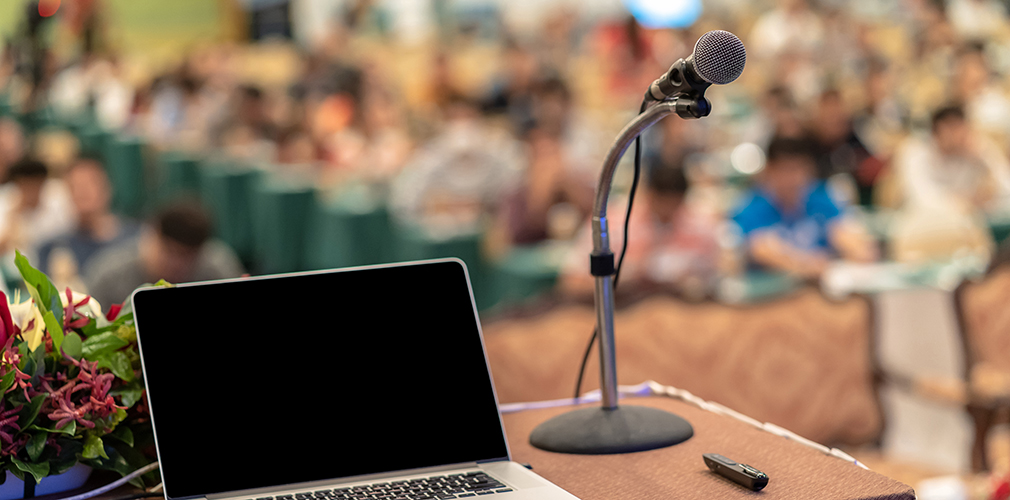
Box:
left=529, top=96, right=711, bottom=455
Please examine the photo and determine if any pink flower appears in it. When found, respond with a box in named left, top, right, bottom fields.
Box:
left=0, top=400, right=22, bottom=456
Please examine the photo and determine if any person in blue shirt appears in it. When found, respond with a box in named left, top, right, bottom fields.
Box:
left=732, top=136, right=877, bottom=277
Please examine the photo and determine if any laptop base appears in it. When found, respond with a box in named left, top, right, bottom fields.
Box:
left=529, top=405, right=693, bottom=455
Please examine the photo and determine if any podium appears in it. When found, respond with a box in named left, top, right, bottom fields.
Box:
left=504, top=396, right=914, bottom=500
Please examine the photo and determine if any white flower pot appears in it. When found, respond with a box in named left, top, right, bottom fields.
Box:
left=0, top=464, right=92, bottom=500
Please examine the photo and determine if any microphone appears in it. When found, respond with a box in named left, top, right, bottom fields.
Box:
left=648, top=30, right=747, bottom=105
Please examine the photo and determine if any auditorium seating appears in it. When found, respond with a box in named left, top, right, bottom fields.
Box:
left=482, top=289, right=884, bottom=446
left=954, top=264, right=1010, bottom=471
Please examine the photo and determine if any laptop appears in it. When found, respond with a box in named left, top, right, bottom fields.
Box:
left=132, top=258, right=580, bottom=500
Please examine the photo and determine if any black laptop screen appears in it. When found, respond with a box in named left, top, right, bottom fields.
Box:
left=133, top=260, right=510, bottom=499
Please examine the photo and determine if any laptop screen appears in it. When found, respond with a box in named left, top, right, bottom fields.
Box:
left=133, top=260, right=510, bottom=500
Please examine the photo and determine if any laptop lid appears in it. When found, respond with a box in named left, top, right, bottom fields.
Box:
left=132, top=259, right=511, bottom=500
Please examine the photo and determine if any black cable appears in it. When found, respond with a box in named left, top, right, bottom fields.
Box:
left=573, top=97, right=650, bottom=400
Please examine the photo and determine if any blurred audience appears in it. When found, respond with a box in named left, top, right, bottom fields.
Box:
left=0, top=158, right=74, bottom=269
left=499, top=127, right=593, bottom=246
left=560, top=164, right=721, bottom=298
left=390, top=96, right=522, bottom=233
left=749, top=0, right=824, bottom=61
left=0, top=119, right=25, bottom=180
left=810, top=91, right=879, bottom=182
left=84, top=202, right=244, bottom=308
left=953, top=43, right=1010, bottom=142
left=0, top=0, right=1009, bottom=300
left=896, top=105, right=1010, bottom=213
left=36, top=154, right=139, bottom=283
left=731, top=137, right=877, bottom=278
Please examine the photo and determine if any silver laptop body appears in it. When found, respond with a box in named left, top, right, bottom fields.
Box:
left=132, top=258, right=578, bottom=500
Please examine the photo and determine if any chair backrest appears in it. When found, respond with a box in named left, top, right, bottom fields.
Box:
left=482, top=288, right=882, bottom=446
left=955, top=264, right=1010, bottom=390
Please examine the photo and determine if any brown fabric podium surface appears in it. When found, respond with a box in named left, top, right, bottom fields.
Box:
left=503, top=396, right=915, bottom=500
left=76, top=396, right=913, bottom=500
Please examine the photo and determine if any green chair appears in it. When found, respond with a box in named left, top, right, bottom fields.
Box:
left=0, top=95, right=12, bottom=118
left=252, top=178, right=315, bottom=274
left=17, top=106, right=54, bottom=135
left=305, top=187, right=393, bottom=271
left=719, top=271, right=802, bottom=304
left=394, top=226, right=490, bottom=309
left=78, top=123, right=113, bottom=157
left=989, top=216, right=1010, bottom=246
left=491, top=246, right=562, bottom=308
left=103, top=135, right=149, bottom=218
left=156, top=151, right=203, bottom=203
left=199, top=162, right=263, bottom=265
left=60, top=112, right=97, bottom=149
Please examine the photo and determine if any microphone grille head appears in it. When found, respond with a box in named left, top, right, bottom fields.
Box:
left=692, top=30, right=747, bottom=85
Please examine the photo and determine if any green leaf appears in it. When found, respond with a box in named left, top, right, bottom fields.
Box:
left=43, top=310, right=63, bottom=353
left=110, top=382, right=143, bottom=408
left=82, top=434, right=108, bottom=459
left=107, top=426, right=134, bottom=447
left=0, top=370, right=16, bottom=394
left=82, top=332, right=128, bottom=360
left=30, top=344, right=45, bottom=377
left=11, top=457, right=49, bottom=483
left=17, top=395, right=46, bottom=429
left=26, top=432, right=46, bottom=461
left=51, top=438, right=83, bottom=475
left=14, top=250, right=63, bottom=328
left=83, top=443, right=150, bottom=488
left=97, top=351, right=133, bottom=382
left=62, top=332, right=82, bottom=359
left=90, top=408, right=126, bottom=436
left=80, top=317, right=100, bottom=337
left=28, top=420, right=75, bottom=436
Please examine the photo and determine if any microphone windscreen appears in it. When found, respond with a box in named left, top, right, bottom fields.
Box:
left=692, top=30, right=747, bottom=85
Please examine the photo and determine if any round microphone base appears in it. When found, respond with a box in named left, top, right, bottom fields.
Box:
left=529, top=405, right=693, bottom=455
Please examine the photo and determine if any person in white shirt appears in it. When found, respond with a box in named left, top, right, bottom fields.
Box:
left=947, top=0, right=1008, bottom=42
left=0, top=158, right=74, bottom=274
left=953, top=44, right=1010, bottom=143
left=748, top=0, right=824, bottom=60
left=896, top=105, right=1010, bottom=212
left=390, top=97, right=523, bottom=234
left=891, top=105, right=1010, bottom=262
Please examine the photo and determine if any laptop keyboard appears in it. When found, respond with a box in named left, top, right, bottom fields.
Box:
left=250, top=471, right=513, bottom=500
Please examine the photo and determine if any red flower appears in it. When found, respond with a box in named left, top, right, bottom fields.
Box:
left=105, top=303, right=123, bottom=322
left=0, top=292, right=12, bottom=347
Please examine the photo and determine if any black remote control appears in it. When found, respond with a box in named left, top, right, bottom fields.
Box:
left=703, top=453, right=769, bottom=491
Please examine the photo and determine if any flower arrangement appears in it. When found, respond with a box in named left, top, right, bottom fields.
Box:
left=0, top=251, right=152, bottom=487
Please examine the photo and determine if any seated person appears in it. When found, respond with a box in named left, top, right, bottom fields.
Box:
left=390, top=96, right=522, bottom=234
left=731, top=137, right=876, bottom=278
left=84, top=201, right=245, bottom=308
left=37, top=154, right=140, bottom=283
left=0, top=158, right=74, bottom=269
left=559, top=165, right=721, bottom=298
left=810, top=89, right=883, bottom=205
left=896, top=105, right=1010, bottom=212
left=498, top=127, right=594, bottom=246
